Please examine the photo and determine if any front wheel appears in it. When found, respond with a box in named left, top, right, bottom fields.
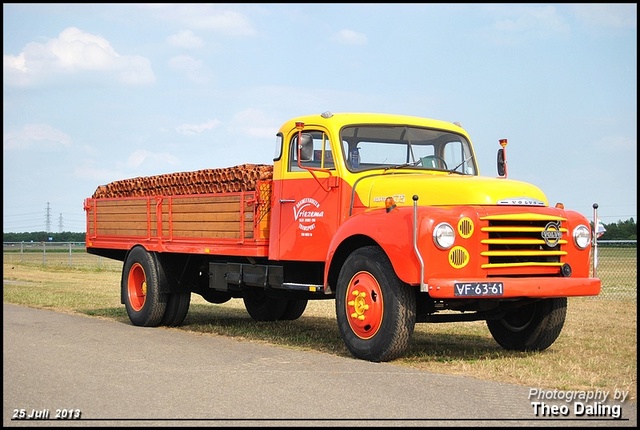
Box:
left=121, top=246, right=167, bottom=327
left=486, top=298, right=567, bottom=351
left=335, top=246, right=416, bottom=362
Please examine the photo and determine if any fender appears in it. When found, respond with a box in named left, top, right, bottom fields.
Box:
left=324, top=206, right=425, bottom=286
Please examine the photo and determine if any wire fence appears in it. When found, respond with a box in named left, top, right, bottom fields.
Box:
left=3, top=242, right=122, bottom=271
left=589, top=240, right=637, bottom=300
left=3, top=240, right=637, bottom=301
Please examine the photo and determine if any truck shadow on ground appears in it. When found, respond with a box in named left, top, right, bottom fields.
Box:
left=86, top=303, right=528, bottom=364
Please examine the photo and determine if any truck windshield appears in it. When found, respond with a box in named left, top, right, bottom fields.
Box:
left=341, top=125, right=476, bottom=175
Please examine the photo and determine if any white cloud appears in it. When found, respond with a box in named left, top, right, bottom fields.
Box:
left=175, top=119, right=222, bottom=136
left=569, top=4, right=637, bottom=29
left=492, top=5, right=570, bottom=37
left=189, top=9, right=256, bottom=36
left=3, top=27, right=155, bottom=87
left=592, top=135, right=637, bottom=152
left=332, top=29, right=368, bottom=46
left=74, top=151, right=179, bottom=184
left=123, top=149, right=180, bottom=170
left=229, top=108, right=281, bottom=140
left=75, top=163, right=123, bottom=184
left=167, top=30, right=204, bottom=49
left=142, top=4, right=257, bottom=36
left=3, top=124, right=72, bottom=151
left=168, top=55, right=211, bottom=84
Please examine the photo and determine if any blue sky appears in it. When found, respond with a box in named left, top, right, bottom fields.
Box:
left=3, top=3, right=637, bottom=233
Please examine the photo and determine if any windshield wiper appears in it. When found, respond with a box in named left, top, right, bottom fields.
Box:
left=448, top=156, right=474, bottom=175
left=385, top=160, right=421, bottom=171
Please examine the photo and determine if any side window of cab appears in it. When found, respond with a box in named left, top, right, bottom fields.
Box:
left=289, top=131, right=335, bottom=171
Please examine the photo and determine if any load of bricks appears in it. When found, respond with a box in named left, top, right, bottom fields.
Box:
left=92, top=163, right=273, bottom=199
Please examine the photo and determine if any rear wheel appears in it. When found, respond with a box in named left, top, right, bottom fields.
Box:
left=280, top=299, right=308, bottom=320
left=121, top=247, right=167, bottom=327
left=487, top=298, right=567, bottom=351
left=335, top=246, right=416, bottom=362
left=161, top=292, right=191, bottom=327
left=199, top=289, right=232, bottom=304
left=242, top=288, right=288, bottom=321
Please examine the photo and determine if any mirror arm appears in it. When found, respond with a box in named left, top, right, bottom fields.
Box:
left=296, top=128, right=335, bottom=192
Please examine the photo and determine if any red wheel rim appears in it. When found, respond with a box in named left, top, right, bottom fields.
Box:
left=127, top=262, right=147, bottom=311
left=344, top=271, right=383, bottom=339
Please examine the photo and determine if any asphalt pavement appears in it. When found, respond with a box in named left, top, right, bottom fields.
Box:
left=3, top=303, right=636, bottom=427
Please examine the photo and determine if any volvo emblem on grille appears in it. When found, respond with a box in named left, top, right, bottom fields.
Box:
left=541, top=221, right=562, bottom=247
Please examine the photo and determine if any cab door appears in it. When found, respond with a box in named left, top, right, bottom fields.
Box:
left=270, top=129, right=342, bottom=262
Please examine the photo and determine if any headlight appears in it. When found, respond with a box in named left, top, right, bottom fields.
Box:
left=573, top=225, right=591, bottom=249
left=433, top=222, right=455, bottom=249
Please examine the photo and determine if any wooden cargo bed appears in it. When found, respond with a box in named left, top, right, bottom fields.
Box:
left=85, top=184, right=272, bottom=257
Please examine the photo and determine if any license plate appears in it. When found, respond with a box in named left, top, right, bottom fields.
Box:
left=454, top=282, right=504, bottom=297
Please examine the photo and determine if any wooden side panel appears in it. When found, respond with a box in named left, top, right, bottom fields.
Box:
left=92, top=198, right=157, bottom=237
left=87, top=192, right=258, bottom=241
left=161, top=194, right=254, bottom=239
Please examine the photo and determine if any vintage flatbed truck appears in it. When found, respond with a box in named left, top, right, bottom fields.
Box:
left=84, top=111, right=601, bottom=362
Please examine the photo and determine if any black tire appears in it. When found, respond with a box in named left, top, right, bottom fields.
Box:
left=242, top=288, right=288, bottom=321
left=335, top=246, right=416, bottom=362
left=121, top=247, right=167, bottom=327
left=487, top=298, right=567, bottom=351
left=280, top=299, right=308, bottom=321
left=161, top=292, right=191, bottom=327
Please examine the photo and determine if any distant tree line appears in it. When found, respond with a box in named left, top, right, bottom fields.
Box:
left=594, top=218, right=636, bottom=240
left=3, top=218, right=636, bottom=243
left=3, top=231, right=85, bottom=243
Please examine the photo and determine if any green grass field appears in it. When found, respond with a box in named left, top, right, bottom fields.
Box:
left=3, top=249, right=637, bottom=402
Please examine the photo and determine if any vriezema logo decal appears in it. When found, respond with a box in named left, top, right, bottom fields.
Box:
left=293, top=198, right=324, bottom=237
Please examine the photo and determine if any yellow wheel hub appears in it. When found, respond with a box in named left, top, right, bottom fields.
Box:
left=348, top=290, right=369, bottom=321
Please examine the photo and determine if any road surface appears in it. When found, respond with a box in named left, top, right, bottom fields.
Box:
left=3, top=303, right=636, bottom=427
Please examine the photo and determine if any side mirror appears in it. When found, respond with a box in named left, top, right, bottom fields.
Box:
left=497, top=148, right=506, bottom=177
left=299, top=133, right=314, bottom=162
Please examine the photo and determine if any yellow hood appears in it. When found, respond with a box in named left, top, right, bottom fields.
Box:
left=356, top=173, right=549, bottom=208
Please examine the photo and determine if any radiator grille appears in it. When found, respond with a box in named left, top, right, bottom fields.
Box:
left=480, top=213, right=568, bottom=269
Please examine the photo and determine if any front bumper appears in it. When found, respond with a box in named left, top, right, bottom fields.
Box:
left=425, top=277, right=601, bottom=299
